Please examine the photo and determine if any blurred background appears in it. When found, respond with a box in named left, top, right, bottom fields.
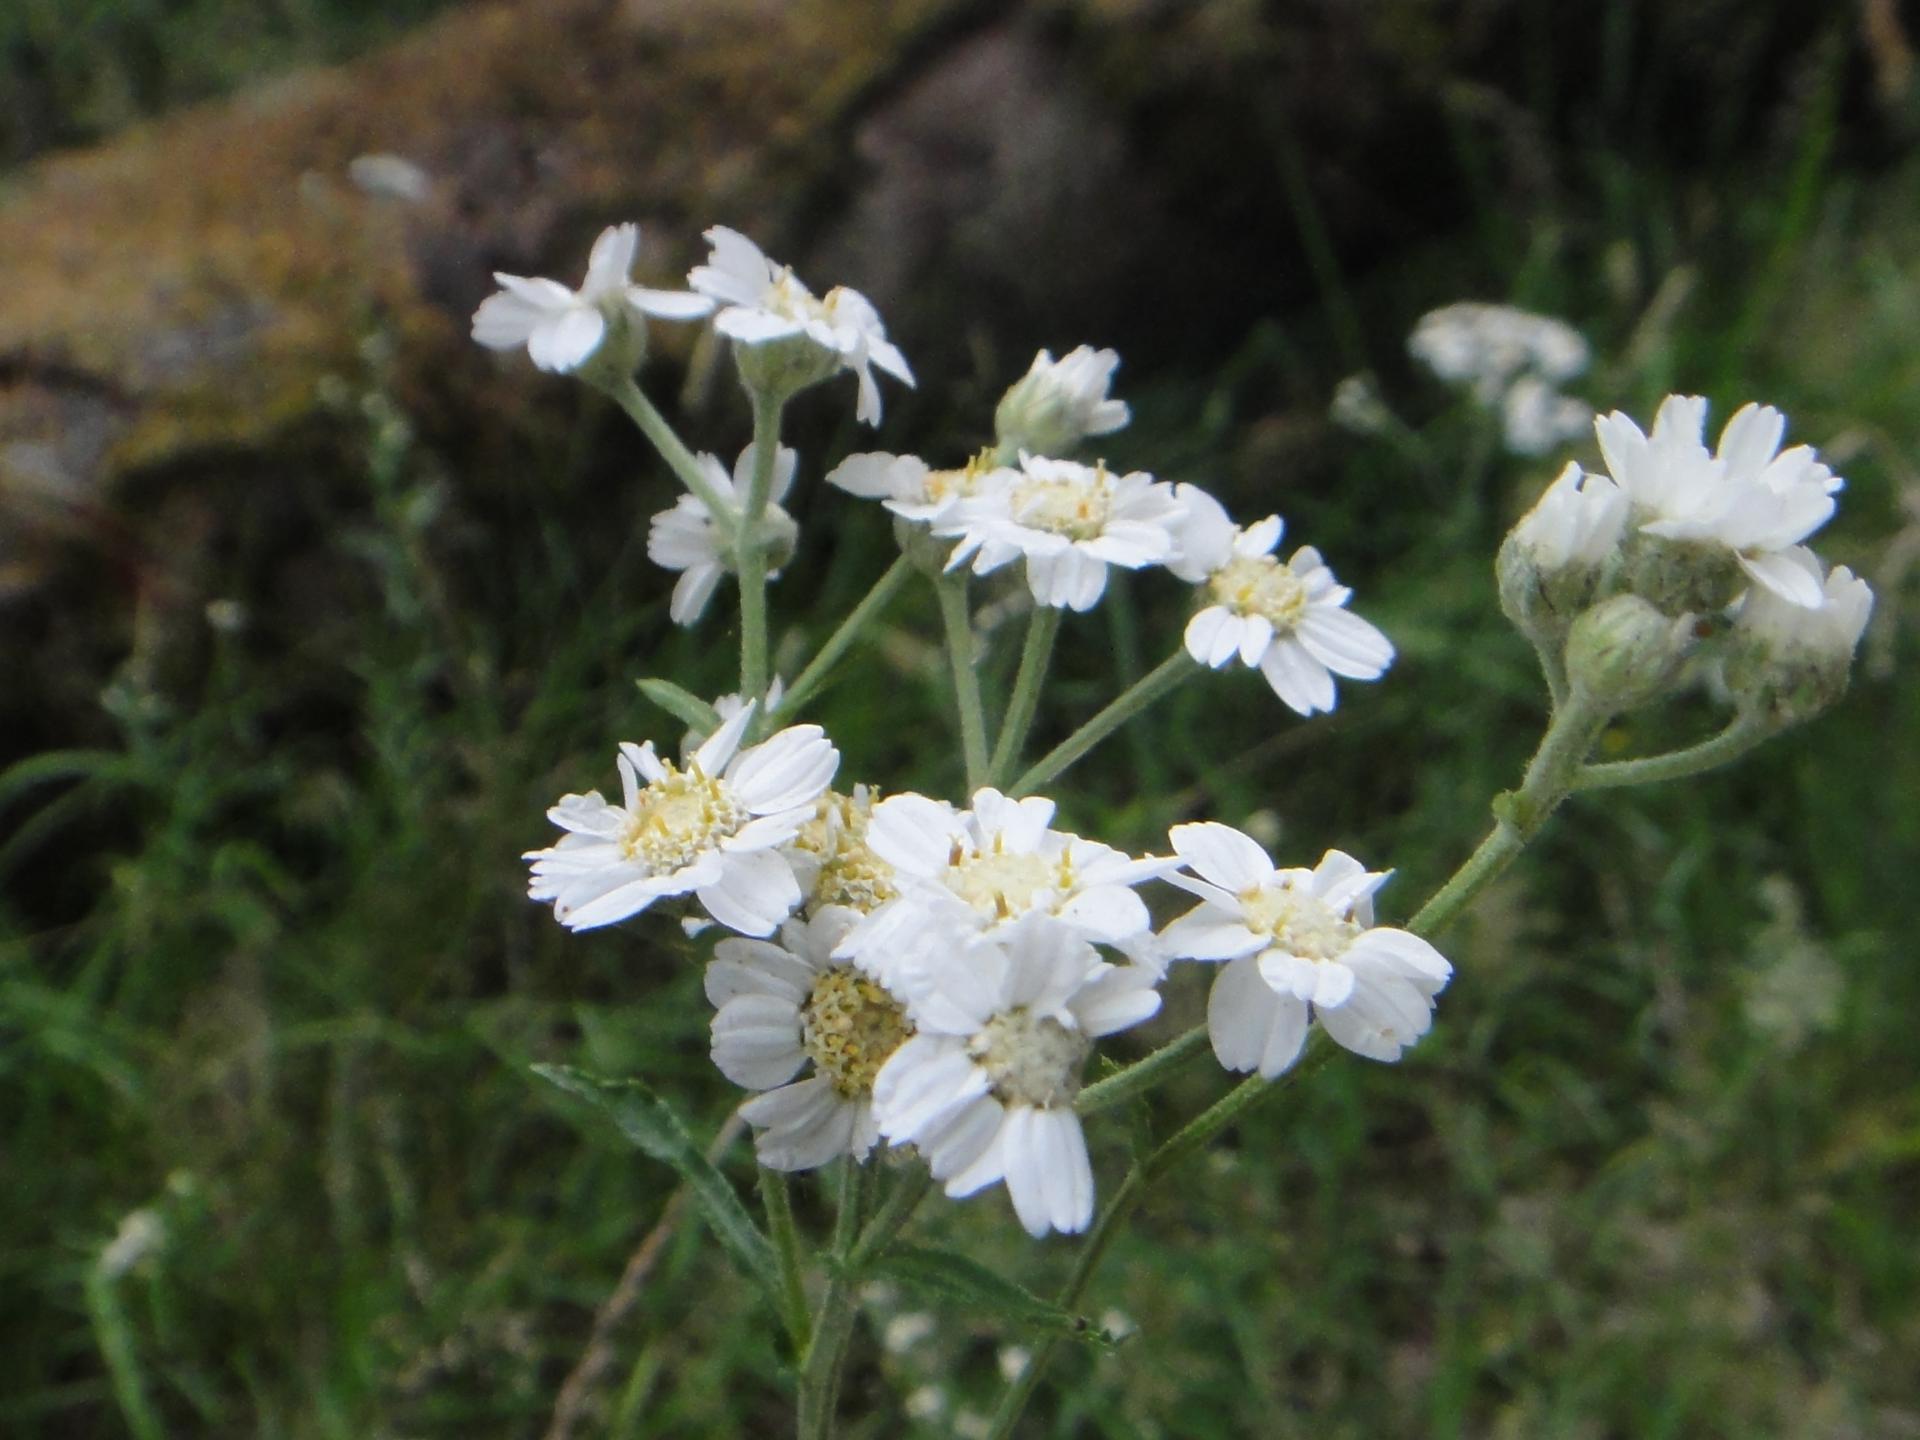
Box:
left=2, top=1, right=1917, bottom=1436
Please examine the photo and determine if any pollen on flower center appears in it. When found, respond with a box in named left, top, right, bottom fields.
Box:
left=619, top=763, right=746, bottom=873
left=970, top=1008, right=1090, bottom=1108
left=793, top=791, right=897, bottom=913
left=802, top=967, right=913, bottom=1097
left=947, top=847, right=1063, bottom=920
left=1013, top=470, right=1113, bottom=540
left=1239, top=886, right=1359, bottom=962
left=1209, top=554, right=1309, bottom=628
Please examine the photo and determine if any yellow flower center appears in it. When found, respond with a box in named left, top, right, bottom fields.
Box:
left=802, top=967, right=913, bottom=1097
left=1239, top=885, right=1360, bottom=962
left=1208, top=554, right=1308, bottom=629
left=1012, top=465, right=1113, bottom=541
left=618, top=762, right=746, bottom=874
left=793, top=790, right=898, bottom=914
left=970, top=1008, right=1089, bottom=1108
left=946, top=844, right=1068, bottom=921
left=924, top=450, right=1004, bottom=507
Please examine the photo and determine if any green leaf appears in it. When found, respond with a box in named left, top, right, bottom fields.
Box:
left=531, top=1065, right=778, bottom=1301
left=635, top=679, right=721, bottom=736
left=869, top=1244, right=1115, bottom=1345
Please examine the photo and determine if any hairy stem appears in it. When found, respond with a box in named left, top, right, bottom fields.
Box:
left=1075, top=1025, right=1212, bottom=1116
left=989, top=606, right=1063, bottom=786
left=1573, top=716, right=1771, bottom=790
left=1010, top=650, right=1195, bottom=798
left=759, top=1168, right=813, bottom=1355
left=737, top=392, right=785, bottom=699
left=936, top=573, right=991, bottom=791
left=604, top=376, right=734, bottom=534
left=795, top=1161, right=867, bottom=1440
left=773, top=556, right=915, bottom=722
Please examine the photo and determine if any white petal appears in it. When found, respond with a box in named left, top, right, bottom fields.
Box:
left=710, top=993, right=807, bottom=1089
left=1206, top=956, right=1308, bottom=1079
left=1156, top=903, right=1264, bottom=962
left=527, top=305, right=607, bottom=373
left=1737, top=548, right=1828, bottom=608
left=697, top=850, right=800, bottom=936
left=1296, top=607, right=1395, bottom=679
left=1259, top=638, right=1336, bottom=715
left=727, top=726, right=838, bottom=814
left=628, top=287, right=715, bottom=319
left=1169, top=822, right=1276, bottom=892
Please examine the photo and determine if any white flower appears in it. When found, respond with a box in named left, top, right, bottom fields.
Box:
left=707, top=907, right=913, bottom=1170
left=1500, top=375, right=1595, bottom=457
left=524, top=704, right=837, bottom=936
left=1734, top=548, right=1873, bottom=661
left=836, top=788, right=1169, bottom=983
left=993, top=346, right=1130, bottom=455
left=1509, top=462, right=1629, bottom=572
left=785, top=785, right=899, bottom=915
left=1409, top=302, right=1590, bottom=400
left=1329, top=373, right=1391, bottom=436
left=938, top=456, right=1185, bottom=612
left=472, top=223, right=713, bottom=372
left=647, top=444, right=800, bottom=625
left=1167, top=486, right=1394, bottom=716
left=1158, top=823, right=1452, bottom=1076
left=870, top=912, right=1161, bottom=1236
left=825, top=450, right=1015, bottom=530
left=689, top=226, right=913, bottom=424
left=1594, top=395, right=1844, bottom=606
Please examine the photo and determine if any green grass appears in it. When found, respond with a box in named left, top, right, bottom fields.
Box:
left=4, top=12, right=1919, bottom=1439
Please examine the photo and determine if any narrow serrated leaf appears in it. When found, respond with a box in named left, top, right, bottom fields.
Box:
left=635, top=679, right=721, bottom=735
left=531, top=1065, right=777, bottom=1301
left=871, top=1244, right=1113, bottom=1346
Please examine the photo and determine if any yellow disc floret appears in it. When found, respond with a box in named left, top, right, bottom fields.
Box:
left=619, top=761, right=746, bottom=874
left=1012, top=464, right=1114, bottom=541
left=802, top=967, right=914, bottom=1097
left=1239, top=885, right=1360, bottom=962
left=1208, top=554, right=1309, bottom=629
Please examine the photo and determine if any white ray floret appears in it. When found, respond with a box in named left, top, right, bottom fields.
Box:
left=825, top=450, right=1016, bottom=531
left=835, top=788, right=1169, bottom=983
left=1594, top=395, right=1844, bottom=607
left=472, top=223, right=713, bottom=373
left=524, top=704, right=838, bottom=936
left=688, top=226, right=914, bottom=424
left=1158, top=823, right=1452, bottom=1077
left=1509, top=462, right=1630, bottom=573
left=708, top=907, right=914, bottom=1170
left=647, top=444, right=800, bottom=625
left=1733, top=547, right=1873, bottom=663
left=1167, top=486, right=1395, bottom=716
left=937, top=456, right=1185, bottom=612
left=870, top=912, right=1161, bottom=1237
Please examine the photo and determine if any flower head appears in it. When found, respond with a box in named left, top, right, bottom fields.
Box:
left=1167, top=486, right=1394, bottom=716
left=1724, top=547, right=1873, bottom=725
left=689, top=227, right=913, bottom=423
left=938, top=456, right=1184, bottom=612
left=826, top=449, right=1016, bottom=532
left=993, top=346, right=1130, bottom=456
left=870, top=912, right=1161, bottom=1236
left=524, top=704, right=838, bottom=936
left=786, top=785, right=899, bottom=915
left=647, top=444, right=800, bottom=625
left=708, top=907, right=914, bottom=1170
left=1158, top=823, right=1451, bottom=1076
left=472, top=223, right=712, bottom=373
left=1595, top=396, right=1844, bottom=607
left=1409, top=302, right=1590, bottom=399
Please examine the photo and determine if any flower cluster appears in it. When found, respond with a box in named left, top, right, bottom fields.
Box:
left=1410, top=301, right=1594, bottom=456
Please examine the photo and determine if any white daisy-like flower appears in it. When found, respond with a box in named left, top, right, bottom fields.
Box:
left=707, top=906, right=914, bottom=1170
left=870, top=911, right=1161, bottom=1237
left=1594, top=395, right=1844, bottom=607
left=825, top=450, right=1015, bottom=531
left=836, top=788, right=1169, bottom=983
left=524, top=703, right=838, bottom=936
left=1157, top=823, right=1452, bottom=1077
left=938, top=455, right=1185, bottom=612
left=1167, top=486, right=1394, bottom=717
left=647, top=444, right=800, bottom=625
left=1509, top=462, right=1630, bottom=573
left=993, top=345, right=1130, bottom=456
left=1408, top=302, right=1590, bottom=402
left=688, top=226, right=914, bottom=424
left=472, top=223, right=713, bottom=373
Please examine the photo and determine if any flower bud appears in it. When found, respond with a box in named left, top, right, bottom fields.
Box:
left=1497, top=463, right=1628, bottom=652
left=1565, top=594, right=1693, bottom=712
left=993, top=346, right=1129, bottom=457
left=1721, top=548, right=1872, bottom=728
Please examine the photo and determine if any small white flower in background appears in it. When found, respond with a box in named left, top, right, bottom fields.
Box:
left=939, top=455, right=1185, bottom=612
left=1158, top=823, right=1451, bottom=1077
left=707, top=907, right=913, bottom=1170
left=994, top=345, right=1130, bottom=456
left=524, top=703, right=837, bottom=936
left=871, top=912, right=1161, bottom=1237
left=1509, top=462, right=1630, bottom=574
left=836, top=788, right=1169, bottom=983
left=1594, top=395, right=1844, bottom=607
left=473, top=223, right=713, bottom=373
left=1329, top=373, right=1392, bottom=437
left=1409, top=302, right=1590, bottom=400
left=689, top=226, right=914, bottom=424
left=826, top=450, right=1016, bottom=531
left=1501, top=375, right=1595, bottom=457
left=647, top=444, right=801, bottom=625
left=1167, top=486, right=1394, bottom=716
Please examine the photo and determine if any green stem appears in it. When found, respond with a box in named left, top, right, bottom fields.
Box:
left=1010, top=650, right=1195, bottom=798
left=736, top=391, right=785, bottom=699
left=936, top=574, right=991, bottom=791
left=1075, top=1025, right=1211, bottom=1116
left=604, top=376, right=735, bottom=534
left=1573, top=717, right=1771, bottom=791
left=758, top=1169, right=812, bottom=1354
left=988, top=606, right=1063, bottom=787
left=848, top=1166, right=933, bottom=1270
left=87, top=1256, right=165, bottom=1440
left=772, top=556, right=914, bottom=722
left=795, top=1162, right=867, bottom=1440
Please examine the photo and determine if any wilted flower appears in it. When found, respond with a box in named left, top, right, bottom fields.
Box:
left=647, top=444, right=800, bottom=625
left=473, top=223, right=712, bottom=373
